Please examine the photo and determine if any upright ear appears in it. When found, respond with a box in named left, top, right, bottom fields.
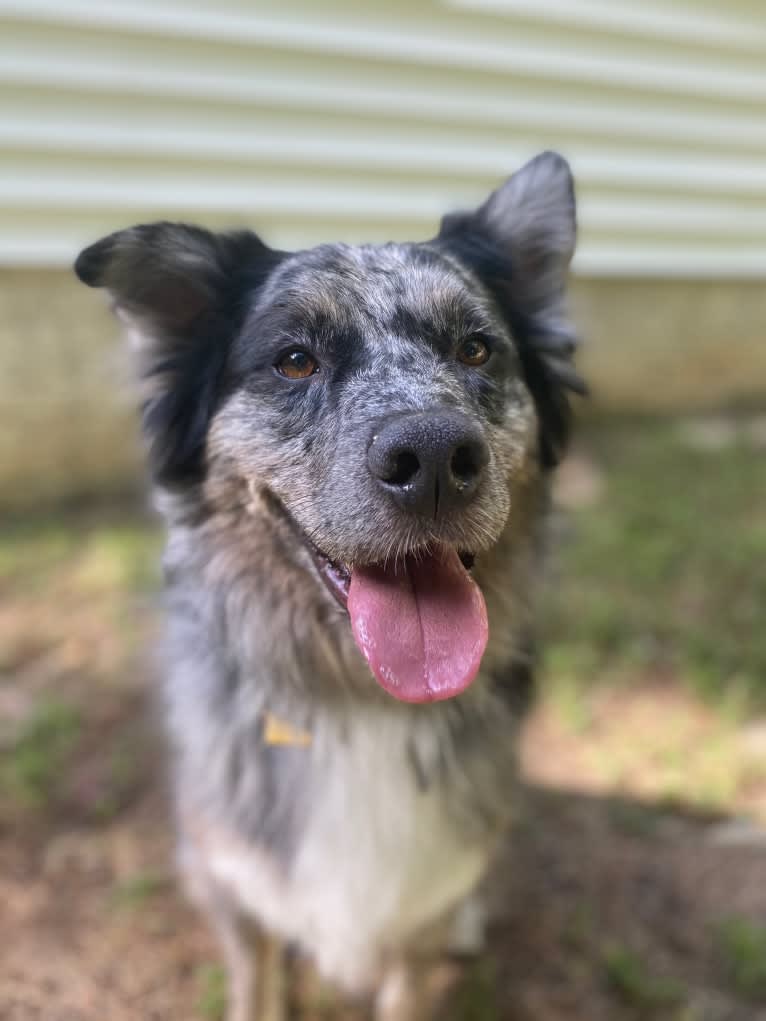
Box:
left=75, top=222, right=284, bottom=486
left=437, top=151, right=584, bottom=466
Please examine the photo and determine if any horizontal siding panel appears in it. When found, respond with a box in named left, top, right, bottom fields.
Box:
left=2, top=236, right=763, bottom=278
left=0, top=1, right=763, bottom=103
left=0, top=0, right=763, bottom=277
left=448, top=0, right=766, bottom=51
left=1, top=170, right=766, bottom=237
left=6, top=96, right=766, bottom=166
left=2, top=57, right=764, bottom=157
left=4, top=166, right=766, bottom=235
left=3, top=117, right=766, bottom=194
left=3, top=167, right=764, bottom=268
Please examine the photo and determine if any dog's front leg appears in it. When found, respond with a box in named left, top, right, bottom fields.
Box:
left=207, top=905, right=285, bottom=1021
left=185, top=867, right=284, bottom=1021
left=375, top=958, right=456, bottom=1021
left=375, top=961, right=422, bottom=1021
left=181, top=838, right=286, bottom=1021
left=199, top=896, right=251, bottom=1021
left=252, top=930, right=285, bottom=1021
left=375, top=895, right=486, bottom=1021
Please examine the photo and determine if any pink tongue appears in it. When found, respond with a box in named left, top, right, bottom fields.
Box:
left=348, top=547, right=488, bottom=703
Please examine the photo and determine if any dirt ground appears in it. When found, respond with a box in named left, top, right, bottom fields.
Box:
left=3, top=423, right=766, bottom=1020
left=6, top=693, right=766, bottom=1021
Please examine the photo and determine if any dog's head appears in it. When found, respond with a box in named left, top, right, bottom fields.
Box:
left=76, top=151, right=582, bottom=703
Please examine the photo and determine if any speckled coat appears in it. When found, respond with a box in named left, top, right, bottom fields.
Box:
left=75, top=150, right=583, bottom=1021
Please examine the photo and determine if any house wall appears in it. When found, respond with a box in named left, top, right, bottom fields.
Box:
left=1, top=0, right=763, bottom=509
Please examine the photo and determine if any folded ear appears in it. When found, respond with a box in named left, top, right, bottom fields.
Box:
left=75, top=222, right=284, bottom=486
left=437, top=151, right=584, bottom=466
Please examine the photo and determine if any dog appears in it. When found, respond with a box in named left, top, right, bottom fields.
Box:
left=74, top=150, right=582, bottom=1021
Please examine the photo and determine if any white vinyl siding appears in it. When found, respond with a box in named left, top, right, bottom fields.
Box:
left=0, top=0, right=763, bottom=276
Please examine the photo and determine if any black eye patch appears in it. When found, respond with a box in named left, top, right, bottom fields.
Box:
left=227, top=306, right=367, bottom=392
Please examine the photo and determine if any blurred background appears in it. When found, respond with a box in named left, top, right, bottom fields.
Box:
left=1, top=2, right=765, bottom=1019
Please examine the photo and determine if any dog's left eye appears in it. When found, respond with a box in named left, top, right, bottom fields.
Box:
left=275, top=349, right=319, bottom=379
left=457, top=335, right=491, bottom=367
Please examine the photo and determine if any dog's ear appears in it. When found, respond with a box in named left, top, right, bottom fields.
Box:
left=75, top=222, right=284, bottom=486
left=437, top=151, right=585, bottom=466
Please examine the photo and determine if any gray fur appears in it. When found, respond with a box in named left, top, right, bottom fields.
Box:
left=75, top=151, right=581, bottom=1019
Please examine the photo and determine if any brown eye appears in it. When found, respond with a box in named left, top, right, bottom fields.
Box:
left=457, top=335, right=491, bottom=367
left=276, top=349, right=319, bottom=379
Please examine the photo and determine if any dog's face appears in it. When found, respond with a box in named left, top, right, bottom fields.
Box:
left=213, top=241, right=534, bottom=567
left=75, top=151, right=582, bottom=702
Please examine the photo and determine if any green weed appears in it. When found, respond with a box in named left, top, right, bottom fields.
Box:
left=1, top=701, right=81, bottom=806
left=110, top=872, right=169, bottom=909
left=197, top=963, right=227, bottom=1021
left=717, top=918, right=766, bottom=1000
left=603, top=944, right=684, bottom=1009
left=448, top=960, right=498, bottom=1021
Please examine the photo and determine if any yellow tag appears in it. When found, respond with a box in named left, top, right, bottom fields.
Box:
left=263, top=711, right=312, bottom=748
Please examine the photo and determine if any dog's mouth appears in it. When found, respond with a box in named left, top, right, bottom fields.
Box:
left=308, top=545, right=476, bottom=609
left=306, top=540, right=487, bottom=704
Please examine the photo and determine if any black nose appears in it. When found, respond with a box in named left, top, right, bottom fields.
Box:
left=368, top=411, right=489, bottom=517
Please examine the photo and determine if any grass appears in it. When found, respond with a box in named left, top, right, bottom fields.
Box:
left=0, top=512, right=161, bottom=595
left=447, top=960, right=499, bottom=1021
left=716, top=918, right=766, bottom=1001
left=197, top=963, right=227, bottom=1021
left=89, top=728, right=154, bottom=821
left=1, top=700, right=81, bottom=806
left=0, top=511, right=162, bottom=817
left=546, top=419, right=766, bottom=708
left=606, top=799, right=663, bottom=839
left=110, top=872, right=169, bottom=910
left=602, top=944, right=684, bottom=1010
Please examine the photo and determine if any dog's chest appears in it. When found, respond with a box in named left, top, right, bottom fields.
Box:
left=203, top=706, right=493, bottom=990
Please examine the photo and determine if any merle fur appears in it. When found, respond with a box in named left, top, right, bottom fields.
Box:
left=75, top=150, right=583, bottom=1015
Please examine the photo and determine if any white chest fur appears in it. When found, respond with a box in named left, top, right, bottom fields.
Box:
left=203, top=705, right=492, bottom=992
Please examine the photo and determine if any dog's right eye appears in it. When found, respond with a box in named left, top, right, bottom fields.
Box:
left=457, top=335, right=491, bottom=367
left=275, top=349, right=319, bottom=379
